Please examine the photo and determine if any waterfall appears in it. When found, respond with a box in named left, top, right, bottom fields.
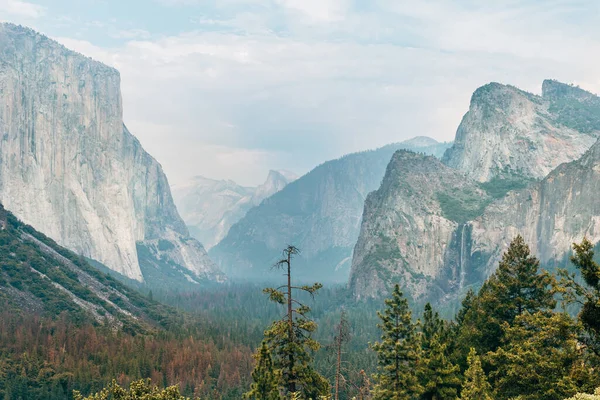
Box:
left=459, top=224, right=467, bottom=291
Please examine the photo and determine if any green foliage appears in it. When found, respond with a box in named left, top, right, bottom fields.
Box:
left=73, top=379, right=192, bottom=400
left=0, top=312, right=253, bottom=400
left=548, top=92, right=600, bottom=133
left=418, top=336, right=461, bottom=400
left=0, top=204, right=179, bottom=333
left=371, top=284, right=421, bottom=400
left=457, top=235, right=556, bottom=355
left=565, top=388, right=600, bottom=400
left=436, top=189, right=490, bottom=224
left=257, top=246, right=330, bottom=399
left=460, top=348, right=492, bottom=400
left=244, top=342, right=281, bottom=400
left=420, top=303, right=444, bottom=352
left=479, top=175, right=534, bottom=199
left=6, top=227, right=600, bottom=400
left=418, top=304, right=461, bottom=400
left=559, top=238, right=600, bottom=356
left=489, top=312, right=594, bottom=400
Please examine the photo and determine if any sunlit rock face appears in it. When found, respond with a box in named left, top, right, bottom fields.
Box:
left=469, top=139, right=600, bottom=283
left=0, top=23, right=223, bottom=283
left=350, top=80, right=600, bottom=305
left=349, top=151, right=489, bottom=301
left=443, top=81, right=600, bottom=182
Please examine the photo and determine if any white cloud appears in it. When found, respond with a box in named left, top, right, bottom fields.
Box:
left=276, top=0, right=350, bottom=22
left=0, top=0, right=45, bottom=18
left=37, top=0, right=600, bottom=186
left=111, top=29, right=152, bottom=40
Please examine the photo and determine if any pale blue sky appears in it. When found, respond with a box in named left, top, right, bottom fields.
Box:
left=1, top=0, right=599, bottom=185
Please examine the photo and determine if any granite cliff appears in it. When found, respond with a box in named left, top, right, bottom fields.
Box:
left=442, top=80, right=600, bottom=182
left=351, top=80, right=600, bottom=303
left=349, top=151, right=490, bottom=301
left=0, top=23, right=223, bottom=284
left=211, top=138, right=452, bottom=283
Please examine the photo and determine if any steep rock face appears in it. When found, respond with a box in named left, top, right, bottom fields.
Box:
left=173, top=170, right=297, bottom=249
left=467, top=138, right=600, bottom=281
left=210, top=138, right=452, bottom=283
left=350, top=80, right=600, bottom=303
left=0, top=24, right=222, bottom=283
left=442, top=81, right=600, bottom=182
left=349, top=151, right=490, bottom=300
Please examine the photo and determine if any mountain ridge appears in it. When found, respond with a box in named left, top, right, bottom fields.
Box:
left=172, top=169, right=298, bottom=250
left=210, top=138, right=452, bottom=283
left=350, top=79, right=600, bottom=304
left=0, top=202, right=176, bottom=332
left=0, top=22, right=223, bottom=286
left=442, top=80, right=600, bottom=182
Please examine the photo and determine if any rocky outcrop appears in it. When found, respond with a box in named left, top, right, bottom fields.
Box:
left=350, top=80, right=600, bottom=304
left=467, top=138, right=600, bottom=281
left=0, top=23, right=223, bottom=283
left=173, top=170, right=297, bottom=250
left=442, top=81, right=600, bottom=182
left=349, top=151, right=490, bottom=300
left=210, top=138, right=452, bottom=283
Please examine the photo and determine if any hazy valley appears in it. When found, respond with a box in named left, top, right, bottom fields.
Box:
left=1, top=13, right=600, bottom=400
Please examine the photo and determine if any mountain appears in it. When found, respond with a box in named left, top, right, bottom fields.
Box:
left=210, top=138, right=452, bottom=283
left=442, top=80, right=600, bottom=182
left=350, top=80, right=600, bottom=304
left=349, top=150, right=490, bottom=301
left=0, top=23, right=223, bottom=286
left=467, top=138, right=600, bottom=284
left=172, top=170, right=297, bottom=250
left=0, top=202, right=176, bottom=332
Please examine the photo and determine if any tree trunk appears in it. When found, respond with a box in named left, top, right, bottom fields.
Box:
left=335, top=331, right=342, bottom=400
left=287, top=252, right=296, bottom=394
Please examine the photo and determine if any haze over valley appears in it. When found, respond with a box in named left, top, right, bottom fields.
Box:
left=1, top=2, right=600, bottom=399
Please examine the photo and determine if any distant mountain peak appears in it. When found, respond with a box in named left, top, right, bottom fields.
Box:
left=173, top=169, right=297, bottom=250
left=269, top=169, right=299, bottom=182
left=400, top=136, right=440, bottom=147
left=209, top=139, right=453, bottom=283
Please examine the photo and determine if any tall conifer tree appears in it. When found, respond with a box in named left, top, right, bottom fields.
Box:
left=372, top=284, right=421, bottom=400
left=489, top=312, right=591, bottom=400
left=457, top=235, right=556, bottom=354
left=245, top=342, right=281, bottom=400
left=418, top=304, right=460, bottom=400
left=560, top=238, right=600, bottom=356
left=262, top=245, right=329, bottom=399
left=460, top=348, right=492, bottom=400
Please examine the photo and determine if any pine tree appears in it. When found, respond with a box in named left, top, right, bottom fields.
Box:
left=421, top=303, right=443, bottom=353
left=371, top=284, right=421, bottom=400
left=262, top=245, right=329, bottom=399
left=73, top=379, right=191, bottom=400
left=458, top=235, right=556, bottom=354
left=333, top=311, right=351, bottom=400
left=418, top=304, right=460, bottom=400
left=489, top=235, right=556, bottom=322
left=559, top=238, right=600, bottom=356
left=460, top=348, right=492, bottom=400
left=244, top=342, right=281, bottom=400
left=418, top=336, right=461, bottom=400
left=488, top=311, right=594, bottom=400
